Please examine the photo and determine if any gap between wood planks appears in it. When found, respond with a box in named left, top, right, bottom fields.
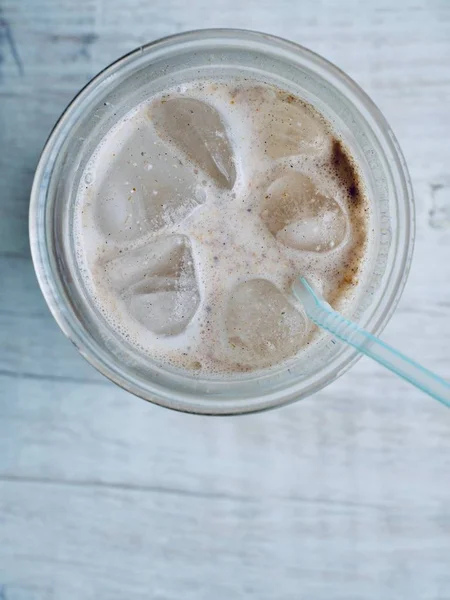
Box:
left=0, top=473, right=393, bottom=512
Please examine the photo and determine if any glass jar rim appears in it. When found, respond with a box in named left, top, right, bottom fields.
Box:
left=29, top=29, right=415, bottom=415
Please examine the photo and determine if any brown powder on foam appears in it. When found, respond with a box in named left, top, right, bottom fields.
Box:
left=328, top=138, right=369, bottom=305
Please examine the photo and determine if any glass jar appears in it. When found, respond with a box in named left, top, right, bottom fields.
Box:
left=29, top=29, right=414, bottom=415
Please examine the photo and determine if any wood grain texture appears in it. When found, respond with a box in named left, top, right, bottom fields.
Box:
left=1, top=0, right=450, bottom=598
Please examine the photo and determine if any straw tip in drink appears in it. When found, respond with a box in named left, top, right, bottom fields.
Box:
left=292, top=276, right=317, bottom=306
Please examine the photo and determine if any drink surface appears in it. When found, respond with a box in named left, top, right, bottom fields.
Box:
left=75, top=80, right=372, bottom=374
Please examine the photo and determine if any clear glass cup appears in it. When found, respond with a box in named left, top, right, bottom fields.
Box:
left=29, top=29, right=414, bottom=415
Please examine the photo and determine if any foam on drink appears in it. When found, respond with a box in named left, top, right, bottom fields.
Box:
left=75, top=80, right=372, bottom=374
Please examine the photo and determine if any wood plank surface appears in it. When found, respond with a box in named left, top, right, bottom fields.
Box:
left=1, top=0, right=450, bottom=598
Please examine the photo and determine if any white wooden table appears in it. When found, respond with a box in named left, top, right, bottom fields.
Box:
left=1, top=2, right=450, bottom=598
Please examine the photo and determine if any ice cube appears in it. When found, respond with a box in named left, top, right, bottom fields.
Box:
left=226, top=279, right=307, bottom=366
left=103, top=235, right=200, bottom=335
left=261, top=173, right=348, bottom=252
left=94, top=124, right=204, bottom=242
left=151, top=97, right=236, bottom=189
left=234, top=86, right=327, bottom=159
left=129, top=289, right=199, bottom=336
left=102, top=235, right=189, bottom=292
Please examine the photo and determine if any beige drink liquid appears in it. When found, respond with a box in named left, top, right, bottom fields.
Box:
left=75, top=80, right=371, bottom=374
